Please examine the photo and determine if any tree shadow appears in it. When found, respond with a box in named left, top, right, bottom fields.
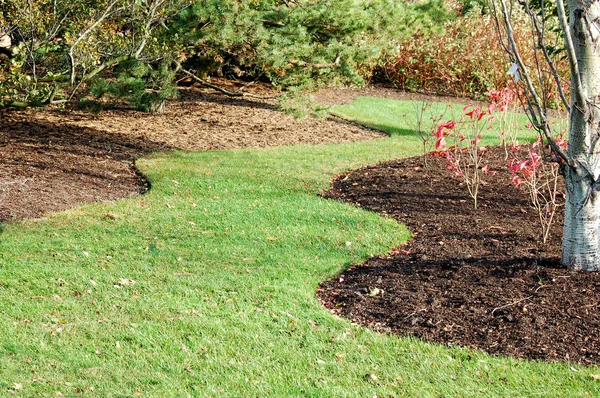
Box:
left=347, top=255, right=564, bottom=280
left=174, top=88, right=278, bottom=112
left=353, top=123, right=418, bottom=137
left=0, top=114, right=171, bottom=224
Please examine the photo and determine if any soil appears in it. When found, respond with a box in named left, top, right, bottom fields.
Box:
left=2, top=80, right=598, bottom=366
left=317, top=147, right=600, bottom=366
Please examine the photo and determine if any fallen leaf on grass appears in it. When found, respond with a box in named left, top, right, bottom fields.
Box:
left=103, top=213, right=118, bottom=220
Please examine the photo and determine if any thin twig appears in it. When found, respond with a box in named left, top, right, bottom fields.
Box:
left=491, top=295, right=533, bottom=315
left=174, top=62, right=276, bottom=100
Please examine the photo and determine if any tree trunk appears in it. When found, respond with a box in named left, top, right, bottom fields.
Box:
left=562, top=168, right=600, bottom=271
left=561, top=0, right=600, bottom=270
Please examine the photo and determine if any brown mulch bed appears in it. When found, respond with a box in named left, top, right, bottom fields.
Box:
left=0, top=83, right=384, bottom=222
left=317, top=146, right=600, bottom=366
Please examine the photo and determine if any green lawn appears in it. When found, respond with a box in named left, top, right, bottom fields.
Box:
left=330, top=96, right=556, bottom=145
left=0, top=97, right=596, bottom=397
left=331, top=97, right=467, bottom=137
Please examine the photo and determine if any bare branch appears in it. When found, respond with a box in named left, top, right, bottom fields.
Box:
left=134, top=0, right=165, bottom=58
left=499, top=0, right=544, bottom=117
left=522, top=1, right=569, bottom=110
left=496, top=0, right=575, bottom=168
left=174, top=62, right=275, bottom=100
left=491, top=296, right=533, bottom=315
left=556, top=0, right=586, bottom=111
left=68, top=0, right=122, bottom=85
left=288, top=53, right=341, bottom=69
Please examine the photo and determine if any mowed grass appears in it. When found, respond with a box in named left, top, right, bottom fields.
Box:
left=0, top=97, right=596, bottom=397
left=330, top=96, right=563, bottom=145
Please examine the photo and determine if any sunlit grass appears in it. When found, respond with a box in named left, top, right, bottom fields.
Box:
left=330, top=96, right=561, bottom=146
left=0, top=98, right=592, bottom=397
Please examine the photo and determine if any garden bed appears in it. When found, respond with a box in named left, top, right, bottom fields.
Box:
left=318, top=146, right=600, bottom=365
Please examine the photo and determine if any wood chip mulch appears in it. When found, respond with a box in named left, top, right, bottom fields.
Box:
left=317, top=146, right=600, bottom=366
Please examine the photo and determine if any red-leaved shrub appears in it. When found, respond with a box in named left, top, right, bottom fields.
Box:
left=378, top=10, right=568, bottom=102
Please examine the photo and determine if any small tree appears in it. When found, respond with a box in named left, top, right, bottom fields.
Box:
left=433, top=106, right=492, bottom=208
left=174, top=0, right=450, bottom=89
left=491, top=0, right=600, bottom=270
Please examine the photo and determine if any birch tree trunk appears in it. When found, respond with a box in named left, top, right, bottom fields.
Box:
left=561, top=0, right=600, bottom=271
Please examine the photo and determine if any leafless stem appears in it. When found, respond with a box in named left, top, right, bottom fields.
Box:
left=174, top=62, right=275, bottom=99
left=496, top=0, right=575, bottom=169
left=521, top=1, right=570, bottom=110
left=133, top=0, right=165, bottom=58
left=491, top=296, right=533, bottom=315
left=499, top=0, right=544, bottom=118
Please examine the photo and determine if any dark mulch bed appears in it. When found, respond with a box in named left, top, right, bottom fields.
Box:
left=317, top=146, right=600, bottom=366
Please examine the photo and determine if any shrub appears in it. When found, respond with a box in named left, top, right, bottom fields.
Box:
left=378, top=6, right=568, bottom=102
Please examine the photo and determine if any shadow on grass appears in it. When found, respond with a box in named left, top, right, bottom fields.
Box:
left=328, top=113, right=417, bottom=137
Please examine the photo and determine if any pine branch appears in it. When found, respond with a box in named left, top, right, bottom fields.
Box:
left=288, top=53, right=341, bottom=69
left=174, top=62, right=275, bottom=99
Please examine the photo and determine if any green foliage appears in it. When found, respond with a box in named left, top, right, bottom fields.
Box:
left=457, top=0, right=489, bottom=15
left=91, top=59, right=177, bottom=112
left=1, top=0, right=451, bottom=111
left=0, top=0, right=186, bottom=110
left=277, top=87, right=329, bottom=119
left=177, top=0, right=450, bottom=89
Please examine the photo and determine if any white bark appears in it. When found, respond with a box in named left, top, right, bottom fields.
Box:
left=0, top=31, right=10, bottom=49
left=561, top=0, right=600, bottom=270
left=562, top=168, right=600, bottom=271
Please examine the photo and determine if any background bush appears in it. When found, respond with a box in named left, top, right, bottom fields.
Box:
left=378, top=4, right=569, bottom=102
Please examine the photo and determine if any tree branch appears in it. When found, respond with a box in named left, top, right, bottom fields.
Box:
left=499, top=0, right=544, bottom=116
left=555, top=0, right=586, bottom=111
left=133, top=0, right=165, bottom=59
left=523, top=1, right=570, bottom=111
left=174, top=62, right=275, bottom=99
left=68, top=0, right=122, bottom=85
left=497, top=0, right=575, bottom=168
left=288, top=53, right=341, bottom=69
